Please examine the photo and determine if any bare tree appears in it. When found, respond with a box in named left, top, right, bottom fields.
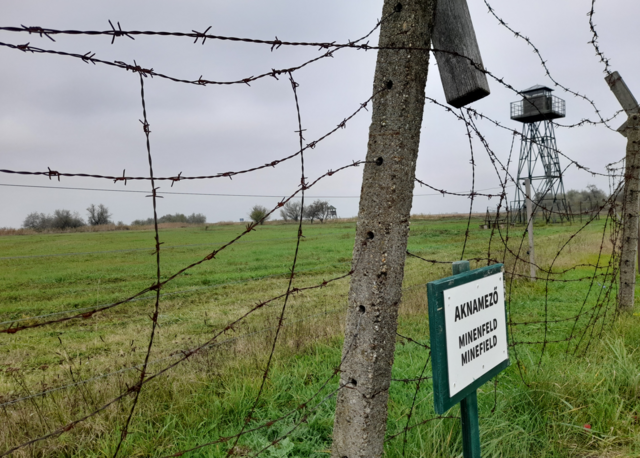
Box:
left=303, top=200, right=331, bottom=223
left=315, top=200, right=331, bottom=223
left=303, top=201, right=319, bottom=223
left=22, top=212, right=51, bottom=231
left=280, top=201, right=302, bottom=222
left=87, top=204, right=112, bottom=226
left=249, top=205, right=270, bottom=225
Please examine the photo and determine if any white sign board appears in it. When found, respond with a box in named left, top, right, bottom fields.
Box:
left=443, top=272, right=508, bottom=396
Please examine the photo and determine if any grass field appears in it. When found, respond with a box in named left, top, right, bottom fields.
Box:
left=1, top=216, right=639, bottom=457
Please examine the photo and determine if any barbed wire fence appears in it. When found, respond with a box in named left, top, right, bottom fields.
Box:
left=0, top=0, right=632, bottom=456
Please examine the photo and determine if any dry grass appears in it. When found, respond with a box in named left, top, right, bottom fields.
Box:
left=0, top=262, right=439, bottom=456
left=0, top=293, right=351, bottom=457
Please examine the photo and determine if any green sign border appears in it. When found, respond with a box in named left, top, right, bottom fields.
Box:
left=427, top=264, right=510, bottom=415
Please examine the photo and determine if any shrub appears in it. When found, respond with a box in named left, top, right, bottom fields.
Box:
left=51, top=210, right=85, bottom=229
left=249, top=205, right=270, bottom=225
left=22, top=212, right=51, bottom=231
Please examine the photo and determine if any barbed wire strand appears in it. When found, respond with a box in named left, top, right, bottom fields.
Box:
left=0, top=160, right=366, bottom=335
left=587, top=0, right=612, bottom=75
left=0, top=4, right=631, bottom=455
left=111, top=73, right=162, bottom=457
left=225, top=71, right=309, bottom=456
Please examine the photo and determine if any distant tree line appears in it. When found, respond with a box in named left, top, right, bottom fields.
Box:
left=131, top=213, right=206, bottom=226
left=23, top=204, right=113, bottom=231
left=565, top=185, right=608, bottom=211
left=534, top=185, right=608, bottom=212
left=23, top=204, right=207, bottom=231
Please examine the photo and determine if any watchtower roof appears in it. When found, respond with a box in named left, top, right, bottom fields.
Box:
left=521, top=85, right=554, bottom=95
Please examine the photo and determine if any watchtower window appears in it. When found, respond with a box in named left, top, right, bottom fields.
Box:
left=510, top=84, right=565, bottom=123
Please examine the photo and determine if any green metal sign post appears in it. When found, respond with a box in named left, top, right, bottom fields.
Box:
left=427, top=261, right=510, bottom=458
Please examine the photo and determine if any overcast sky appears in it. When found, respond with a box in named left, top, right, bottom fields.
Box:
left=1, top=0, right=638, bottom=228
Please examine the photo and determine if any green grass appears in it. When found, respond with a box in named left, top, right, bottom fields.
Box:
left=0, top=222, right=357, bottom=319
left=1, top=216, right=639, bottom=457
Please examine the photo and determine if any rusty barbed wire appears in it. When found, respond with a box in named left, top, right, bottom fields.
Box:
left=225, top=71, right=309, bottom=456
left=482, top=0, right=617, bottom=130
left=587, top=0, right=613, bottom=75
left=0, top=160, right=367, bottom=335
left=111, top=73, right=162, bottom=457
left=424, top=96, right=617, bottom=181
left=460, top=110, right=478, bottom=260
left=416, top=88, right=621, bottom=390
left=404, top=85, right=622, bottom=392
left=0, top=257, right=356, bottom=331
left=0, top=88, right=382, bottom=184
left=406, top=251, right=611, bottom=283
left=385, top=416, right=460, bottom=443
left=0, top=19, right=394, bottom=49
left=158, top=312, right=364, bottom=458
left=0, top=5, right=630, bottom=456
left=0, top=11, right=393, bottom=89
left=2, top=274, right=432, bottom=411
left=0, top=16, right=621, bottom=133
left=0, top=267, right=357, bottom=456
left=0, top=301, right=352, bottom=409
left=401, top=349, right=432, bottom=455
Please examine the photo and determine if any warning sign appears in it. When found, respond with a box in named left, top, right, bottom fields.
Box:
left=443, top=272, right=508, bottom=396
left=427, top=263, right=510, bottom=414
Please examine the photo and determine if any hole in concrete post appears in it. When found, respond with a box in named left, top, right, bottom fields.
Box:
left=375, top=157, right=384, bottom=166
left=349, top=378, right=358, bottom=387
left=386, top=80, right=393, bottom=90
left=367, top=231, right=374, bottom=240
left=394, top=3, right=402, bottom=12
left=358, top=305, right=366, bottom=313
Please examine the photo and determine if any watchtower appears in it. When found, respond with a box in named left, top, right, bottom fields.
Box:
left=510, top=85, right=571, bottom=223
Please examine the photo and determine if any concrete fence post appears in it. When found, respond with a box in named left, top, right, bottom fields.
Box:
left=330, top=1, right=435, bottom=456
left=605, top=71, right=640, bottom=312
left=331, top=0, right=490, bottom=454
left=618, top=114, right=640, bottom=311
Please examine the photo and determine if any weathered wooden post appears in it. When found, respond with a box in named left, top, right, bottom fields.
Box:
left=524, top=178, right=536, bottom=281
left=431, top=0, right=489, bottom=108
left=331, top=0, right=490, bottom=456
left=605, top=71, right=640, bottom=312
left=579, top=201, right=582, bottom=224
